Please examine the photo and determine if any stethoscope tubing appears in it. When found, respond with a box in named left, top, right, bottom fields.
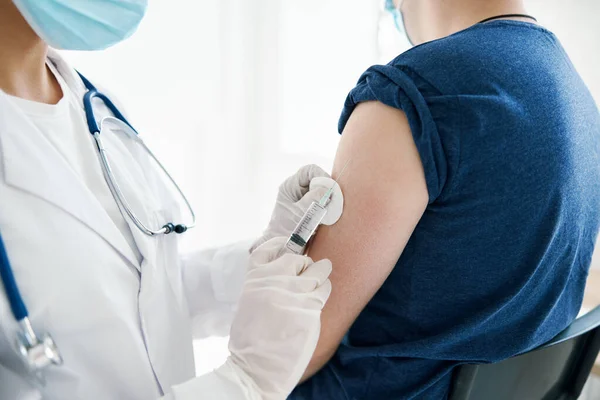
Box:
left=0, top=231, right=27, bottom=321
left=79, top=72, right=195, bottom=236
left=0, top=72, right=196, bottom=379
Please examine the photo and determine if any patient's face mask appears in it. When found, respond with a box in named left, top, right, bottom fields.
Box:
left=384, top=0, right=415, bottom=47
left=12, top=0, right=148, bottom=51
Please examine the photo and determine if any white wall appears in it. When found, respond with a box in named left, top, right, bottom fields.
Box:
left=61, top=0, right=600, bottom=373
left=527, top=0, right=600, bottom=105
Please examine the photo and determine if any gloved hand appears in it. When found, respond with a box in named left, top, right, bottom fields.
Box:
left=165, top=237, right=332, bottom=400
left=250, top=164, right=344, bottom=253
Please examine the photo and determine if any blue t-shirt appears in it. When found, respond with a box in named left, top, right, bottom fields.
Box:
left=290, top=21, right=600, bottom=399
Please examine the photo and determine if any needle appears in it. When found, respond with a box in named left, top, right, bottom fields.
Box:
left=318, top=159, right=351, bottom=206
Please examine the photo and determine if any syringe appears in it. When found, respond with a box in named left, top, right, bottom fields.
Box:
left=284, top=160, right=350, bottom=255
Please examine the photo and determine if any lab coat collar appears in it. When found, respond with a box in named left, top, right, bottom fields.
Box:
left=0, top=53, right=141, bottom=271
left=47, top=48, right=89, bottom=101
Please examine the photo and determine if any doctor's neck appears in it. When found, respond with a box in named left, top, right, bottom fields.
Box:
left=0, top=1, right=61, bottom=104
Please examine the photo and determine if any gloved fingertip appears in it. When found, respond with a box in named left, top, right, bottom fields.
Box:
left=314, top=279, right=332, bottom=306
left=312, top=258, right=332, bottom=276
left=322, top=278, right=332, bottom=292
left=321, top=258, right=333, bottom=275
left=300, top=258, right=331, bottom=285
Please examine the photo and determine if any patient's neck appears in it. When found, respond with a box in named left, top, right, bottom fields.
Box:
left=434, top=0, right=534, bottom=41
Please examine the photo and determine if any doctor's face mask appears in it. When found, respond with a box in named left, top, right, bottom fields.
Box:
left=12, top=0, right=148, bottom=51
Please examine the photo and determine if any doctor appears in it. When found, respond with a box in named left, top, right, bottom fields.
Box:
left=0, top=0, right=344, bottom=399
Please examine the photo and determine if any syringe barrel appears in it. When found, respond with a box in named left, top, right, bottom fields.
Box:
left=285, top=201, right=328, bottom=255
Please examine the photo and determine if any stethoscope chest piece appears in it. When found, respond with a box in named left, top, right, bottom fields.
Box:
left=16, top=318, right=63, bottom=385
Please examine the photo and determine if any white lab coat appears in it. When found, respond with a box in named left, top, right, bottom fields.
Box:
left=0, top=50, right=250, bottom=399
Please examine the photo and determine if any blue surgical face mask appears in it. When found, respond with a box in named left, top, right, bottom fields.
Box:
left=384, top=0, right=415, bottom=47
left=12, top=0, right=148, bottom=51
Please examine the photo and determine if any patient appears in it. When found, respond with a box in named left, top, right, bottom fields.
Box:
left=289, top=0, right=600, bottom=398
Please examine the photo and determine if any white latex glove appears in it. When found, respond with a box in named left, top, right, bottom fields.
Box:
left=250, top=164, right=344, bottom=253
left=164, top=237, right=332, bottom=400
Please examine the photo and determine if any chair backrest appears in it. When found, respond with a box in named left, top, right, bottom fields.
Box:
left=449, top=305, right=600, bottom=400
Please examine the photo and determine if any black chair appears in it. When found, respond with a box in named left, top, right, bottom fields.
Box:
left=449, top=305, right=600, bottom=400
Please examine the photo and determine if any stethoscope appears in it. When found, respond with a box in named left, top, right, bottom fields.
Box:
left=0, top=72, right=196, bottom=384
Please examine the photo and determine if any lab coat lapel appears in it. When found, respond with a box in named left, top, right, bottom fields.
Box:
left=101, top=120, right=196, bottom=389
left=0, top=93, right=140, bottom=271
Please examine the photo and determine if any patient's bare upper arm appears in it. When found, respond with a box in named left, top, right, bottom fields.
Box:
left=302, top=100, right=428, bottom=380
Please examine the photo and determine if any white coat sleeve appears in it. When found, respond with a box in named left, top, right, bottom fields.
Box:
left=180, top=240, right=253, bottom=339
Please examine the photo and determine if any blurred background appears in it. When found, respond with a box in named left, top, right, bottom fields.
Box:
left=61, top=0, right=600, bottom=385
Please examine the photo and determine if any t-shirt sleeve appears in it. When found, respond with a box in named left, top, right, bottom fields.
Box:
left=338, top=64, right=453, bottom=203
